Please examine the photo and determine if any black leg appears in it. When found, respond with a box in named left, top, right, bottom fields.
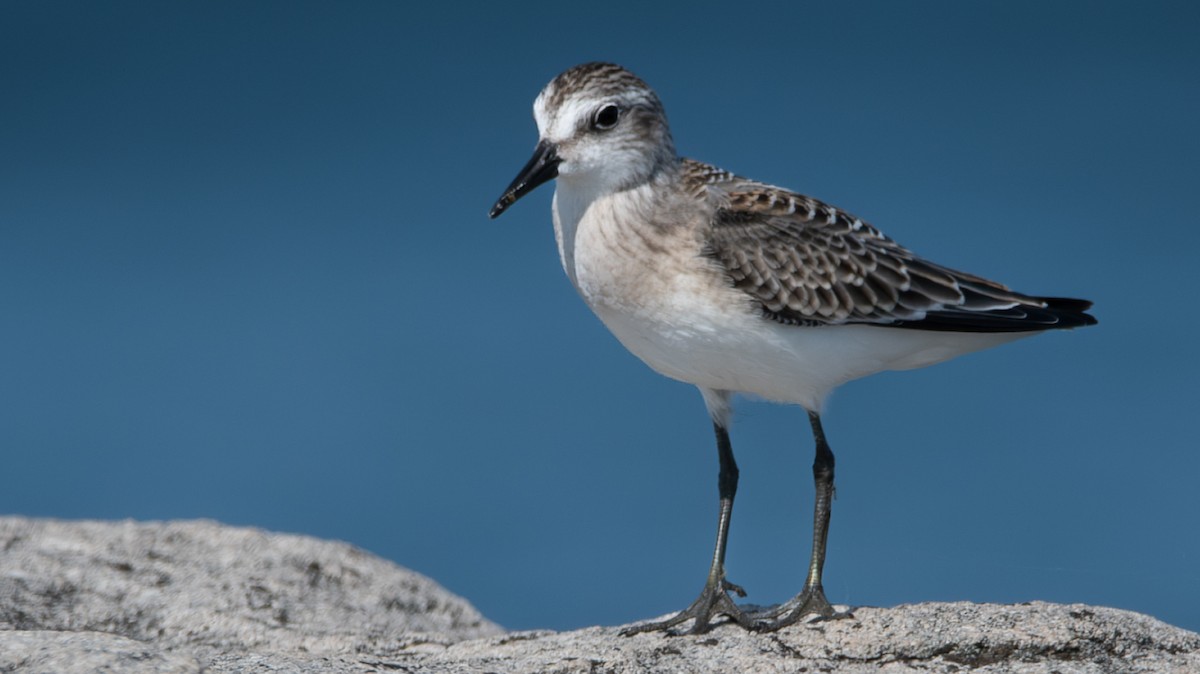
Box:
left=805, top=410, right=835, bottom=593
left=621, top=420, right=750, bottom=635
left=752, top=410, right=852, bottom=630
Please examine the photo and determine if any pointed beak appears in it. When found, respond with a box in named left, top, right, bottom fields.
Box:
left=489, top=140, right=560, bottom=218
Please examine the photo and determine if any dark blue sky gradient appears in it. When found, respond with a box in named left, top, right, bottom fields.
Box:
left=2, top=2, right=1198, bottom=632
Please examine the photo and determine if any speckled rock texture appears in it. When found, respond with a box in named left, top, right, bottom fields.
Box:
left=425, top=602, right=1200, bottom=673
left=2, top=517, right=1196, bottom=673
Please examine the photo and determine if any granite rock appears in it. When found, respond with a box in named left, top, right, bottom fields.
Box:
left=411, top=602, right=1200, bottom=673
left=2, top=517, right=1196, bottom=673
left=0, top=516, right=500, bottom=667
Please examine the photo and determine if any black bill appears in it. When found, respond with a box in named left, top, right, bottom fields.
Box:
left=489, top=140, right=560, bottom=218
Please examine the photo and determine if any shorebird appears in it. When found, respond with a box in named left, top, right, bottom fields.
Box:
left=488, top=62, right=1095, bottom=635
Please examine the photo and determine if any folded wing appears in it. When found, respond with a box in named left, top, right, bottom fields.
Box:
left=692, top=161, right=1096, bottom=333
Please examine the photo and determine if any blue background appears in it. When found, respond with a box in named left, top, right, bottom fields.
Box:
left=3, top=2, right=1198, bottom=633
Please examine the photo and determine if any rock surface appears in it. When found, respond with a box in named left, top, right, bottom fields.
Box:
left=0, top=630, right=202, bottom=674
left=433, top=603, right=1200, bottom=673
left=0, top=517, right=500, bottom=671
left=2, top=516, right=1197, bottom=673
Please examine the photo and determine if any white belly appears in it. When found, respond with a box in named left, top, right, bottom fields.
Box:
left=594, top=302, right=1023, bottom=411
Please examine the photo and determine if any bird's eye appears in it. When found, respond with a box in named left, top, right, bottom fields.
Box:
left=592, top=104, right=620, bottom=131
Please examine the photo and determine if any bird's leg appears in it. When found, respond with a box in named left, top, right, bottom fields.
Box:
left=752, top=410, right=853, bottom=630
left=621, top=420, right=751, bottom=635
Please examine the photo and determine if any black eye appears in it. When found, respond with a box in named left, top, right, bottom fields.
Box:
left=592, top=104, right=620, bottom=131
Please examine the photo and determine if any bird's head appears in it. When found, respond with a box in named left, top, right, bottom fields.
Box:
left=490, top=62, right=674, bottom=218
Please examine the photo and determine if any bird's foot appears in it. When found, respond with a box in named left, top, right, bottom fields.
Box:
left=750, top=584, right=853, bottom=631
left=620, top=577, right=750, bottom=636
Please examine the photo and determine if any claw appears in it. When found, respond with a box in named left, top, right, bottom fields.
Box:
left=722, top=578, right=747, bottom=598
left=620, top=576, right=750, bottom=636
left=749, top=585, right=854, bottom=631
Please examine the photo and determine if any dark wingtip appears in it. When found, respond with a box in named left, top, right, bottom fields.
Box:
left=1042, top=297, right=1098, bottom=327
left=880, top=296, right=1097, bottom=333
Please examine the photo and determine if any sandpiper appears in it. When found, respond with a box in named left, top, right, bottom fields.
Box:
left=489, top=62, right=1095, bottom=635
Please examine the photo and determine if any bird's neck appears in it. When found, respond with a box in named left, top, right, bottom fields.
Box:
left=552, top=159, right=681, bottom=287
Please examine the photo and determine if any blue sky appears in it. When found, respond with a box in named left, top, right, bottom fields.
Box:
left=2, top=2, right=1198, bottom=633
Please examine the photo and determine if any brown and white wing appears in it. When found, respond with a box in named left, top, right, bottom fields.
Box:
left=690, top=165, right=1095, bottom=332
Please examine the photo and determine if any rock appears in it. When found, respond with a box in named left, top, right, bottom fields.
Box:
left=0, top=630, right=201, bottom=674
left=2, top=517, right=1197, bottom=673
left=0, top=516, right=501, bottom=669
left=415, top=603, right=1200, bottom=673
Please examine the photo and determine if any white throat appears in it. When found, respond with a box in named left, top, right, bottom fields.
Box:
left=551, top=173, right=613, bottom=288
